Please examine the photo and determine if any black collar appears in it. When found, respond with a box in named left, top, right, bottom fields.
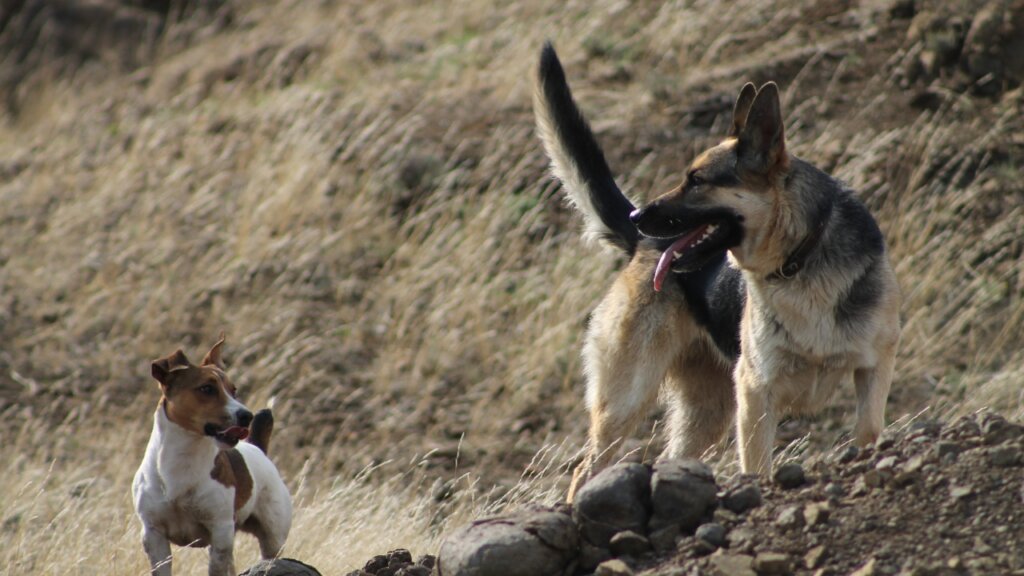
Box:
left=768, top=200, right=833, bottom=281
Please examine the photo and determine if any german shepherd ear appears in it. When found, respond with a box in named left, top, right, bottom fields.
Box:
left=201, top=333, right=226, bottom=369
left=730, top=83, right=757, bottom=137
left=152, top=350, right=192, bottom=386
left=737, top=82, right=786, bottom=173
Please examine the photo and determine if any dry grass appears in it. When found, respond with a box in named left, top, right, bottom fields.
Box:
left=1, top=0, right=1021, bottom=572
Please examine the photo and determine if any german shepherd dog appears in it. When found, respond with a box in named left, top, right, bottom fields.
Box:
left=533, top=43, right=901, bottom=500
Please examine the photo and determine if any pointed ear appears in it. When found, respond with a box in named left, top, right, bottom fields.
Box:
left=737, top=82, right=786, bottom=172
left=730, top=82, right=757, bottom=137
left=201, top=333, right=226, bottom=369
left=152, top=350, right=191, bottom=385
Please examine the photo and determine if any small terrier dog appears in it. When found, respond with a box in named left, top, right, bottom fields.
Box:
left=133, top=336, right=292, bottom=576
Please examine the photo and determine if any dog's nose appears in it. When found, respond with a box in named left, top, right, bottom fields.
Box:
left=236, top=409, right=254, bottom=428
left=629, top=208, right=643, bottom=224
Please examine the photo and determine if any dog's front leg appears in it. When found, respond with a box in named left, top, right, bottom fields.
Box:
left=853, top=350, right=895, bottom=446
left=735, top=360, right=775, bottom=475
left=207, top=522, right=236, bottom=576
left=142, top=525, right=172, bottom=576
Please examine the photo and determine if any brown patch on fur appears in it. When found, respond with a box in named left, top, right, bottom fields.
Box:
left=211, top=448, right=253, bottom=512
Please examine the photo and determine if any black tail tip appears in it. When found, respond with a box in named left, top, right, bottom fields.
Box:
left=538, top=40, right=563, bottom=79
left=248, top=408, right=275, bottom=454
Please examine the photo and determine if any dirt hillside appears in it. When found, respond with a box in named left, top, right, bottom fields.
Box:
left=0, top=0, right=1022, bottom=573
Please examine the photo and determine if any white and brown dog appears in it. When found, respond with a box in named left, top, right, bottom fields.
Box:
left=132, top=336, right=292, bottom=576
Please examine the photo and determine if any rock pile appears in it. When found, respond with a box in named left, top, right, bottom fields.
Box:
left=430, top=411, right=1024, bottom=576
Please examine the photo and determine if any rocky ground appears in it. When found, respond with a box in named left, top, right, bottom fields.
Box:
left=327, top=411, right=1024, bottom=576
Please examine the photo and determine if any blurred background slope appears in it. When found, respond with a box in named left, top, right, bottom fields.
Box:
left=0, top=0, right=1022, bottom=571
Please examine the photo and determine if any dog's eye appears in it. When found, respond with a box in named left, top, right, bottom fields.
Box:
left=198, top=384, right=217, bottom=396
left=688, top=172, right=704, bottom=186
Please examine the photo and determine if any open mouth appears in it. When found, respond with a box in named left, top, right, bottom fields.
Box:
left=652, top=221, right=735, bottom=291
left=204, top=423, right=250, bottom=447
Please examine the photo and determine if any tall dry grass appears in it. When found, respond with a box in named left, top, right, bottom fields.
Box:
left=1, top=0, right=1021, bottom=572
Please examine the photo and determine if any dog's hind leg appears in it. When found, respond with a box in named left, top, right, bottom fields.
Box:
left=662, top=347, right=735, bottom=461
left=568, top=267, right=681, bottom=501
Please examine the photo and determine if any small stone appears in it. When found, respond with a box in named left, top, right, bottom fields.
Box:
left=397, top=567, right=430, bottom=576
left=774, top=462, right=807, bottom=489
left=805, top=502, right=831, bottom=527
left=875, top=434, right=897, bottom=451
left=824, top=482, right=845, bottom=499
left=934, top=441, right=961, bottom=462
left=723, top=481, right=763, bottom=514
left=415, top=555, right=435, bottom=569
left=387, top=549, right=413, bottom=566
left=713, top=508, right=740, bottom=524
left=835, top=445, right=859, bottom=464
left=875, top=456, right=899, bottom=470
left=805, top=545, right=827, bottom=569
left=776, top=505, right=804, bottom=529
left=647, top=525, right=680, bottom=554
left=950, top=485, right=974, bottom=500
left=727, top=527, right=757, bottom=552
left=863, top=469, right=885, bottom=488
left=609, top=530, right=651, bottom=557
left=710, top=553, right=756, bottom=576
left=753, top=552, right=791, bottom=574
left=579, top=542, right=612, bottom=572
left=595, top=558, right=634, bottom=576
left=988, top=445, right=1022, bottom=467
left=850, top=558, right=877, bottom=576
left=695, top=523, right=728, bottom=549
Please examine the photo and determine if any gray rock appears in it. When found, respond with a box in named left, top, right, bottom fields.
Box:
left=609, top=530, right=651, bottom=557
left=988, top=445, right=1022, bottom=467
left=647, top=524, right=681, bottom=554
left=776, top=505, right=804, bottom=529
left=573, top=463, right=651, bottom=547
left=240, top=558, right=323, bottom=576
left=722, top=480, right=762, bottom=514
left=709, top=553, right=755, bottom=576
left=804, top=502, right=831, bottom=527
left=578, top=541, right=612, bottom=572
left=397, top=567, right=431, bottom=576
left=595, top=559, right=634, bottom=576
left=753, top=552, right=791, bottom=574
left=824, top=482, right=845, bottom=499
left=648, top=459, right=718, bottom=533
left=805, top=545, right=827, bottom=569
left=834, top=445, right=859, bottom=464
left=773, top=462, right=806, bottom=489
left=437, top=506, right=578, bottom=576
left=934, top=441, right=961, bottom=462
left=726, top=527, right=758, bottom=552
left=695, top=522, right=727, bottom=549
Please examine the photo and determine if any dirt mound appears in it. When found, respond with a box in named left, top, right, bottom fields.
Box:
left=399, top=411, right=1024, bottom=576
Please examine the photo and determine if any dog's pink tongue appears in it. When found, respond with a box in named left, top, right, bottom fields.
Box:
left=653, top=250, right=675, bottom=292
left=223, top=426, right=249, bottom=441
left=652, top=225, right=708, bottom=292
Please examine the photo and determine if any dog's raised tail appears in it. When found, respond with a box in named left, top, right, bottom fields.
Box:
left=534, top=42, right=638, bottom=255
left=247, top=408, right=274, bottom=455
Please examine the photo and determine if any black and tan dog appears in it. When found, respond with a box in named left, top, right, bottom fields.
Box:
left=533, top=43, right=901, bottom=500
